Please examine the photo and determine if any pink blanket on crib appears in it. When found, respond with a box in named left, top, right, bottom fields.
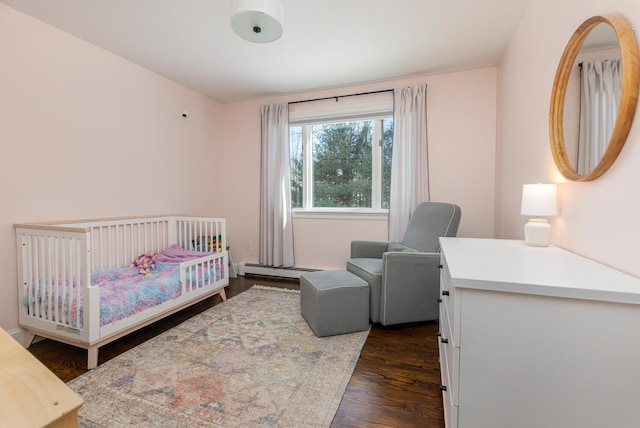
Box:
left=155, top=244, right=216, bottom=263
left=96, top=246, right=222, bottom=326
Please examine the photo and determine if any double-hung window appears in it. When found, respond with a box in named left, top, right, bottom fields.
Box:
left=289, top=93, right=394, bottom=216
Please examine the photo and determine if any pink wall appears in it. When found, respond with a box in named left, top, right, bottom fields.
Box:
left=496, top=0, right=640, bottom=277
left=222, top=69, right=498, bottom=269
left=0, top=5, right=225, bottom=332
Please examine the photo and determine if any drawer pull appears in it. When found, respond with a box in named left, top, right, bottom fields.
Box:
left=437, top=298, right=443, bottom=303
left=440, top=385, right=448, bottom=392
left=442, top=290, right=450, bottom=296
left=440, top=337, right=449, bottom=344
left=438, top=264, right=443, bottom=269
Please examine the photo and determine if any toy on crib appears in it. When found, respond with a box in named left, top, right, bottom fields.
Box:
left=131, top=251, right=157, bottom=276
left=192, top=235, right=223, bottom=252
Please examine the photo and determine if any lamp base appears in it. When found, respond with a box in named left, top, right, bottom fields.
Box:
left=524, top=218, right=551, bottom=247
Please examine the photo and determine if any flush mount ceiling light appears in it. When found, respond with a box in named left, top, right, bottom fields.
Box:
left=230, top=0, right=283, bottom=43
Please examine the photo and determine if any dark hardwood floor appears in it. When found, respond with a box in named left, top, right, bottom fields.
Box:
left=27, top=275, right=445, bottom=427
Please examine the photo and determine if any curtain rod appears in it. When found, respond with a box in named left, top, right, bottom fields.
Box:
left=288, top=89, right=393, bottom=105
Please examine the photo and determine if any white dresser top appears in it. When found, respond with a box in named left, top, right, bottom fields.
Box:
left=440, top=238, right=640, bottom=305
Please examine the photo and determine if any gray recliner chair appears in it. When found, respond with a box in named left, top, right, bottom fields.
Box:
left=346, top=202, right=461, bottom=326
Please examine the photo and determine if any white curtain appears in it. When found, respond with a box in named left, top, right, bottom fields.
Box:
left=577, top=59, right=622, bottom=174
left=388, top=84, right=430, bottom=241
left=260, top=103, right=295, bottom=267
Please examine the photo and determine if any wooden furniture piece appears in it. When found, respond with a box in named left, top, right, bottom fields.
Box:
left=438, top=238, right=640, bottom=428
left=0, top=328, right=82, bottom=427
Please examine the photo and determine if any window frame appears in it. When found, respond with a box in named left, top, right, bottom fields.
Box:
left=291, top=115, right=392, bottom=219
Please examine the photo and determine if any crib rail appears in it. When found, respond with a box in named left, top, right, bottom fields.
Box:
left=180, top=252, right=226, bottom=293
left=15, top=226, right=96, bottom=341
left=173, top=217, right=225, bottom=254
left=17, top=215, right=227, bottom=271
left=87, top=219, right=172, bottom=271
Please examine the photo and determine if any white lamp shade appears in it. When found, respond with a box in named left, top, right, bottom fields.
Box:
left=521, top=183, right=558, bottom=217
left=230, top=0, right=283, bottom=43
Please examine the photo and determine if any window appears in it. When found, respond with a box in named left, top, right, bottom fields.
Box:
left=290, top=116, right=393, bottom=212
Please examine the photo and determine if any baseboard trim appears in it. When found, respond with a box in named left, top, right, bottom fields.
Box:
left=238, top=262, right=317, bottom=279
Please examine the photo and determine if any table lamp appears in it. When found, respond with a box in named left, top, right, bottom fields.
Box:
left=520, top=183, right=558, bottom=247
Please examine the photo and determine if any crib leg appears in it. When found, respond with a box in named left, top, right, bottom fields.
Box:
left=23, top=331, right=36, bottom=348
left=87, top=346, right=99, bottom=370
left=219, top=288, right=227, bottom=301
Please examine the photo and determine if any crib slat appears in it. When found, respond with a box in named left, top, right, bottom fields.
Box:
left=115, top=224, right=120, bottom=267
left=61, top=238, right=68, bottom=325
left=128, top=224, right=134, bottom=266
left=216, top=222, right=221, bottom=252
left=36, top=237, right=44, bottom=320
left=74, top=238, right=82, bottom=327
left=98, top=226, right=103, bottom=270
left=47, top=238, right=55, bottom=324
left=26, top=236, right=35, bottom=319
left=107, top=226, right=111, bottom=268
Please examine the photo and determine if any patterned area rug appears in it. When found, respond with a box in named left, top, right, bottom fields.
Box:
left=68, top=285, right=370, bottom=427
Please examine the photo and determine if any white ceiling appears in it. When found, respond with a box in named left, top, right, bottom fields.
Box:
left=1, top=0, right=531, bottom=103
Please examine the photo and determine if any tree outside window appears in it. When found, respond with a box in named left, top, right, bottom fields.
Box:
left=290, top=117, right=392, bottom=211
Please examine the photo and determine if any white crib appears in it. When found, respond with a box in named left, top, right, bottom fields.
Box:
left=15, top=215, right=229, bottom=369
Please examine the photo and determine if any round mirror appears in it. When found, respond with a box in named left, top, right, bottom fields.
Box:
left=550, top=14, right=639, bottom=181
left=562, top=23, right=620, bottom=174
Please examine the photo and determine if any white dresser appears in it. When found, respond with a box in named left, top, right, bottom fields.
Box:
left=438, top=238, right=640, bottom=428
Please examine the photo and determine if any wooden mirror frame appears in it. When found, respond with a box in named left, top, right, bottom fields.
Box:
left=550, top=14, right=639, bottom=181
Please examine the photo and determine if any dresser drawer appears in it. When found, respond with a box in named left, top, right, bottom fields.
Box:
left=440, top=255, right=452, bottom=295
left=440, top=260, right=458, bottom=342
left=439, top=334, right=459, bottom=427
left=438, top=330, right=452, bottom=397
left=444, top=401, right=459, bottom=428
left=439, top=302, right=459, bottom=405
left=439, top=300, right=454, bottom=348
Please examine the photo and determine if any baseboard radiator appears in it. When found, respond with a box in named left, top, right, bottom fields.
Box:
left=237, top=262, right=317, bottom=279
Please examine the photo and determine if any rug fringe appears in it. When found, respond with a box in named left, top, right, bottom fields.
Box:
left=252, top=284, right=300, bottom=294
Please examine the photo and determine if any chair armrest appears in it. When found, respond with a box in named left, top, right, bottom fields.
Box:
left=380, top=252, right=442, bottom=325
left=350, top=240, right=390, bottom=258
left=383, top=251, right=441, bottom=275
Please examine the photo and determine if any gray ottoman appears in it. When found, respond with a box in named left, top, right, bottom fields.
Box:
left=300, top=270, right=370, bottom=337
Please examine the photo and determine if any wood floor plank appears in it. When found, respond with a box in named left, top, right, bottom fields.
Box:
left=26, top=275, right=444, bottom=427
